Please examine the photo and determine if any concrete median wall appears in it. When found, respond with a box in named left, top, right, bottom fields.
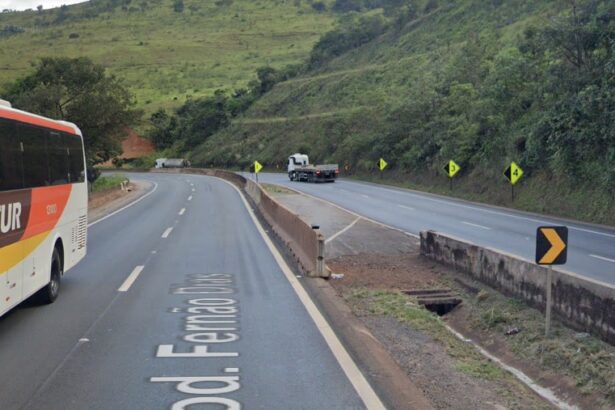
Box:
left=182, top=168, right=326, bottom=277
left=420, top=230, right=615, bottom=344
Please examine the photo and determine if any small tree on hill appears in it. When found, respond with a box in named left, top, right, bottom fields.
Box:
left=173, top=0, right=184, bottom=12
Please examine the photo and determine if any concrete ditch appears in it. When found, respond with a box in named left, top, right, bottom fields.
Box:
left=420, top=230, right=615, bottom=345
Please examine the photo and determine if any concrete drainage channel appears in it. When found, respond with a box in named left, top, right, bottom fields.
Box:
left=403, top=288, right=462, bottom=316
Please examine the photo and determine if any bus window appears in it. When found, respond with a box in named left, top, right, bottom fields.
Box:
left=20, top=124, right=50, bottom=188
left=0, top=120, right=23, bottom=191
left=48, top=131, right=69, bottom=186
left=66, top=134, right=85, bottom=183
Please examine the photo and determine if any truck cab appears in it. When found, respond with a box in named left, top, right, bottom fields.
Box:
left=288, top=153, right=310, bottom=173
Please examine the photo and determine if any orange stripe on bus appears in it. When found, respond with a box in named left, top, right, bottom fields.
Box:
left=22, top=185, right=72, bottom=240
left=0, top=109, right=76, bottom=135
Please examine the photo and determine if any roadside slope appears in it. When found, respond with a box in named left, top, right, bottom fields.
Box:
left=191, top=0, right=615, bottom=225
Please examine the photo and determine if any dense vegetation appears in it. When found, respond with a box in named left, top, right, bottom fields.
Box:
left=0, top=0, right=334, bottom=113
left=3, top=57, right=139, bottom=167
left=188, top=0, right=615, bottom=222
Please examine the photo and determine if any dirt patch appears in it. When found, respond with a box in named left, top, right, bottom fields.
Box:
left=328, top=251, right=442, bottom=290
left=330, top=249, right=615, bottom=410
left=331, top=253, right=549, bottom=410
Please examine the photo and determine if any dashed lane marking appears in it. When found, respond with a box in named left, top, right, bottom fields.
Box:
left=118, top=265, right=145, bottom=292
left=462, top=221, right=491, bottom=230
left=589, top=254, right=615, bottom=264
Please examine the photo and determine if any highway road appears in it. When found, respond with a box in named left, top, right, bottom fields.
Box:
left=253, top=173, right=615, bottom=286
left=0, top=173, right=381, bottom=409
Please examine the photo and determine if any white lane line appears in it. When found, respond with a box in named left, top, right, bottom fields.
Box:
left=397, top=204, right=415, bottom=211
left=192, top=188, right=196, bottom=192
left=326, top=217, right=362, bottom=244
left=161, top=227, right=173, bottom=238
left=220, top=178, right=386, bottom=410
left=590, top=254, right=615, bottom=264
left=88, top=182, right=159, bottom=227
left=179, top=208, right=186, bottom=216
left=461, top=221, right=491, bottom=230
left=361, top=194, right=370, bottom=199
left=188, top=195, right=193, bottom=201
left=118, top=265, right=145, bottom=292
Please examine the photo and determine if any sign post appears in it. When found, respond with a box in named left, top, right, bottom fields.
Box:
left=535, top=226, right=568, bottom=337
left=253, top=160, right=263, bottom=183
left=443, top=160, right=461, bottom=191
left=504, top=161, right=524, bottom=202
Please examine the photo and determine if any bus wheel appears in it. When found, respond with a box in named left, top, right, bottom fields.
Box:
left=39, top=248, right=62, bottom=304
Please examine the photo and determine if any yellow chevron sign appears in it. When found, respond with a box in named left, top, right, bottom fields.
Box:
left=378, top=158, right=388, bottom=171
left=536, top=226, right=568, bottom=265
left=254, top=161, right=263, bottom=174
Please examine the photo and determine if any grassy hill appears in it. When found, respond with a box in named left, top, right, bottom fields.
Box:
left=0, top=0, right=334, bottom=113
left=190, top=0, right=615, bottom=224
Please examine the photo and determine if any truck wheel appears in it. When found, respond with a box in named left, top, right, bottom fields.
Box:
left=289, top=172, right=295, bottom=181
left=37, top=248, right=62, bottom=304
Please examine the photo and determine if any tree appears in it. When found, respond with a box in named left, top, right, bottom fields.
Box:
left=37, top=5, right=43, bottom=12
left=3, top=57, right=140, bottom=166
left=173, top=0, right=184, bottom=12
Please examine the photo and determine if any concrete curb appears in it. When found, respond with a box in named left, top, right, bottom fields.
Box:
left=421, top=230, right=615, bottom=345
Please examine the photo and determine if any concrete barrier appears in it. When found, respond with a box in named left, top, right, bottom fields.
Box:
left=420, top=230, right=615, bottom=344
left=181, top=168, right=327, bottom=278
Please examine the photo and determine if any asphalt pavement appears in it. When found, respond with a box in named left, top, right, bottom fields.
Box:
left=252, top=172, right=615, bottom=286
left=0, top=173, right=376, bottom=409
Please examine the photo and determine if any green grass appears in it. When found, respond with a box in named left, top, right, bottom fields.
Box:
left=0, top=0, right=334, bottom=114
left=345, top=289, right=506, bottom=381
left=91, top=174, right=129, bottom=193
left=464, top=287, right=615, bottom=406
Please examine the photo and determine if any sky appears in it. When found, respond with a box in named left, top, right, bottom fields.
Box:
left=0, top=0, right=87, bottom=10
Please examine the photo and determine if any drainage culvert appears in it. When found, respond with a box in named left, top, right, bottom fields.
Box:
left=404, top=288, right=462, bottom=316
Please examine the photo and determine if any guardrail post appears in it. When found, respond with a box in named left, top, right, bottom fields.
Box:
left=316, top=234, right=327, bottom=278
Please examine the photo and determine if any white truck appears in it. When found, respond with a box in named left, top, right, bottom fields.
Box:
left=287, top=153, right=339, bottom=183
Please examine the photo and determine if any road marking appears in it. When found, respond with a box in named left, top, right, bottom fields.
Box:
left=192, top=188, right=196, bottom=192
left=590, top=254, right=615, bottom=264
left=88, top=182, right=159, bottom=227
left=326, top=217, right=361, bottom=244
left=397, top=204, right=414, bottom=211
left=219, top=178, right=386, bottom=410
left=188, top=195, right=193, bottom=201
left=162, top=227, right=173, bottom=238
left=118, top=265, right=145, bottom=292
left=361, top=194, right=370, bottom=199
left=462, top=221, right=491, bottom=230
left=179, top=208, right=186, bottom=216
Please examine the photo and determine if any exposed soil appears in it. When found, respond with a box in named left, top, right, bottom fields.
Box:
left=330, top=251, right=549, bottom=410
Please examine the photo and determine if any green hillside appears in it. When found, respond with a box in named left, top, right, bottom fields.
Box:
left=191, top=0, right=615, bottom=224
left=0, top=0, right=334, bottom=112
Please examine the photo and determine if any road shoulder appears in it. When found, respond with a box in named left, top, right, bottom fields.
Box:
left=88, top=179, right=152, bottom=224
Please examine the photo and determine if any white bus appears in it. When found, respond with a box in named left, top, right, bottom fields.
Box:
left=0, top=101, right=88, bottom=316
